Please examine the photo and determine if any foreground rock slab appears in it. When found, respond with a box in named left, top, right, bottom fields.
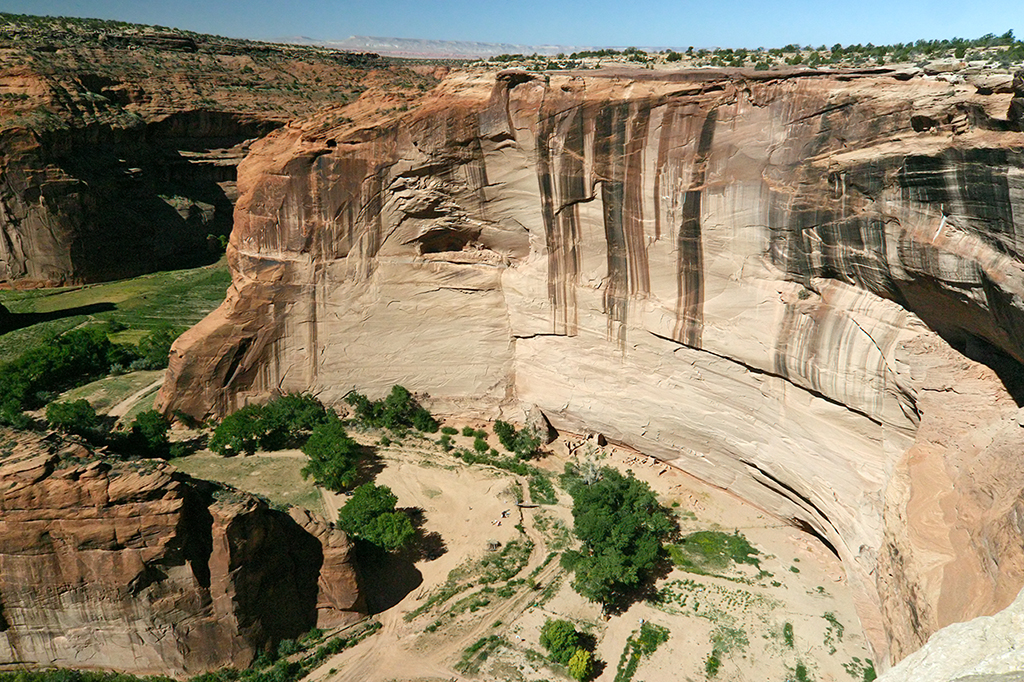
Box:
left=0, top=433, right=363, bottom=676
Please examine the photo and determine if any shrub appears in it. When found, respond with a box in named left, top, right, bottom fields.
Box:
left=539, top=618, right=579, bottom=664
left=492, top=419, right=540, bottom=458
left=209, top=394, right=329, bottom=455
left=257, top=393, right=329, bottom=449
left=132, top=324, right=182, bottom=370
left=441, top=426, right=458, bottom=435
left=46, top=399, right=98, bottom=436
left=0, top=327, right=129, bottom=422
left=336, top=483, right=414, bottom=551
left=567, top=648, right=594, bottom=681
left=461, top=426, right=476, bottom=437
left=300, top=413, right=362, bottom=492
left=473, top=436, right=489, bottom=452
left=345, top=385, right=438, bottom=432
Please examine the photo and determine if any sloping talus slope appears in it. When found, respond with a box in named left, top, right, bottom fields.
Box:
left=158, top=67, right=1024, bottom=667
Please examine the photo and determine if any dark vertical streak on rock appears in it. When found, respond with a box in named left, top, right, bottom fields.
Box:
left=596, top=102, right=629, bottom=347
left=653, top=104, right=676, bottom=242
left=624, top=103, right=652, bottom=295
left=553, top=108, right=585, bottom=335
left=675, top=107, right=717, bottom=347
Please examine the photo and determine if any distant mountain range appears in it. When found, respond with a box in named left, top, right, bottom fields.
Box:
left=282, top=35, right=598, bottom=58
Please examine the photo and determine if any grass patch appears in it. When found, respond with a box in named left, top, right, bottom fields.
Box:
left=59, top=369, right=164, bottom=413
left=613, top=622, right=670, bottom=682
left=669, top=529, right=761, bottom=575
left=528, top=473, right=557, bottom=504
left=455, top=635, right=504, bottom=675
left=0, top=259, right=230, bottom=363
left=170, top=452, right=324, bottom=515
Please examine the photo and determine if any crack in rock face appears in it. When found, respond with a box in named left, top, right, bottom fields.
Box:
left=157, top=69, right=1024, bottom=671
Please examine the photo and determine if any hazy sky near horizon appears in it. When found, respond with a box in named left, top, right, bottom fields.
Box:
left=2, top=0, right=1022, bottom=49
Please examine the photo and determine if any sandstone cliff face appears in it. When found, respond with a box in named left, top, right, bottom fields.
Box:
left=0, top=19, right=435, bottom=285
left=0, top=435, right=363, bottom=676
left=158, top=67, right=1024, bottom=667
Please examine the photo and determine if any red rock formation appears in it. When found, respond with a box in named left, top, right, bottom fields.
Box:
left=0, top=434, right=363, bottom=676
left=157, top=67, right=1024, bottom=669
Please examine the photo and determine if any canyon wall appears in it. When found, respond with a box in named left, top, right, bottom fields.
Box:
left=0, top=436, right=363, bottom=676
left=158, top=67, right=1024, bottom=667
left=0, top=21, right=432, bottom=285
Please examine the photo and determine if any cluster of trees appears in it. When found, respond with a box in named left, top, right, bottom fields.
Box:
left=539, top=619, right=595, bottom=681
left=493, top=420, right=541, bottom=458
left=46, top=398, right=172, bottom=457
left=336, top=482, right=414, bottom=551
left=0, top=325, right=180, bottom=428
left=209, top=393, right=330, bottom=456
left=345, top=385, right=438, bottom=433
left=561, top=467, right=675, bottom=609
left=206, top=389, right=422, bottom=552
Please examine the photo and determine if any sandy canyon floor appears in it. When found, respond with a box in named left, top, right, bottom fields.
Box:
left=172, top=415, right=876, bottom=682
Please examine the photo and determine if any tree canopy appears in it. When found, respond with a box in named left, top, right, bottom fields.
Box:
left=336, top=482, right=414, bottom=551
left=562, top=467, right=675, bottom=608
left=300, top=413, right=363, bottom=492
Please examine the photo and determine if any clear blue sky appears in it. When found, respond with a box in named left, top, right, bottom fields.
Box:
left=2, top=0, right=1021, bottom=49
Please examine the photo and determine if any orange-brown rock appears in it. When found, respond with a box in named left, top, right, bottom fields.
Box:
left=158, top=67, right=1024, bottom=670
left=0, top=15, right=436, bottom=285
left=0, top=434, right=363, bottom=676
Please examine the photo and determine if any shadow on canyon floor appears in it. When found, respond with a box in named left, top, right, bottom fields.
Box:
left=0, top=302, right=116, bottom=335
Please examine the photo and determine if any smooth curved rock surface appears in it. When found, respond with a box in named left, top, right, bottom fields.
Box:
left=158, top=67, right=1024, bottom=668
left=0, top=434, right=363, bottom=676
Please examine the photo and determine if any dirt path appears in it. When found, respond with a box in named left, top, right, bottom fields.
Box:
left=108, top=376, right=164, bottom=418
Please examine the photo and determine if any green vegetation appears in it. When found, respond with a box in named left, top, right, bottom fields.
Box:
left=539, top=618, right=580, bottom=664
left=0, top=327, right=136, bottom=425
left=561, top=467, right=675, bottom=608
left=823, top=612, right=845, bottom=655
left=0, top=261, right=230, bottom=364
left=336, top=483, right=414, bottom=551
left=300, top=413, right=363, bottom=492
left=567, top=648, right=595, bottom=681
left=668, top=530, right=761, bottom=575
left=0, top=622, right=381, bottom=682
left=455, top=635, right=504, bottom=675
left=46, top=399, right=99, bottom=436
left=843, top=657, right=877, bottom=681
left=528, top=473, right=557, bottom=504
left=126, top=409, right=171, bottom=457
left=493, top=419, right=541, bottom=458
left=346, top=385, right=438, bottom=433
left=209, top=394, right=330, bottom=456
left=613, top=622, right=669, bottom=682
left=783, top=621, right=795, bottom=647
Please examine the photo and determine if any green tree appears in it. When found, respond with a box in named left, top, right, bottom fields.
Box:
left=337, top=483, right=415, bottom=551
left=129, top=409, right=171, bottom=456
left=258, top=393, right=329, bottom=450
left=45, top=399, right=98, bottom=436
left=562, top=467, right=675, bottom=607
left=345, top=385, right=438, bottom=433
left=133, top=324, right=182, bottom=370
left=567, top=648, right=594, bottom=681
left=300, top=414, right=362, bottom=491
left=208, top=404, right=264, bottom=455
left=539, top=619, right=579, bottom=665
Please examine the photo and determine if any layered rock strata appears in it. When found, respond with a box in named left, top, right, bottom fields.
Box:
left=0, top=437, right=363, bottom=675
left=0, top=18, right=434, bottom=285
left=158, top=67, right=1024, bottom=667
